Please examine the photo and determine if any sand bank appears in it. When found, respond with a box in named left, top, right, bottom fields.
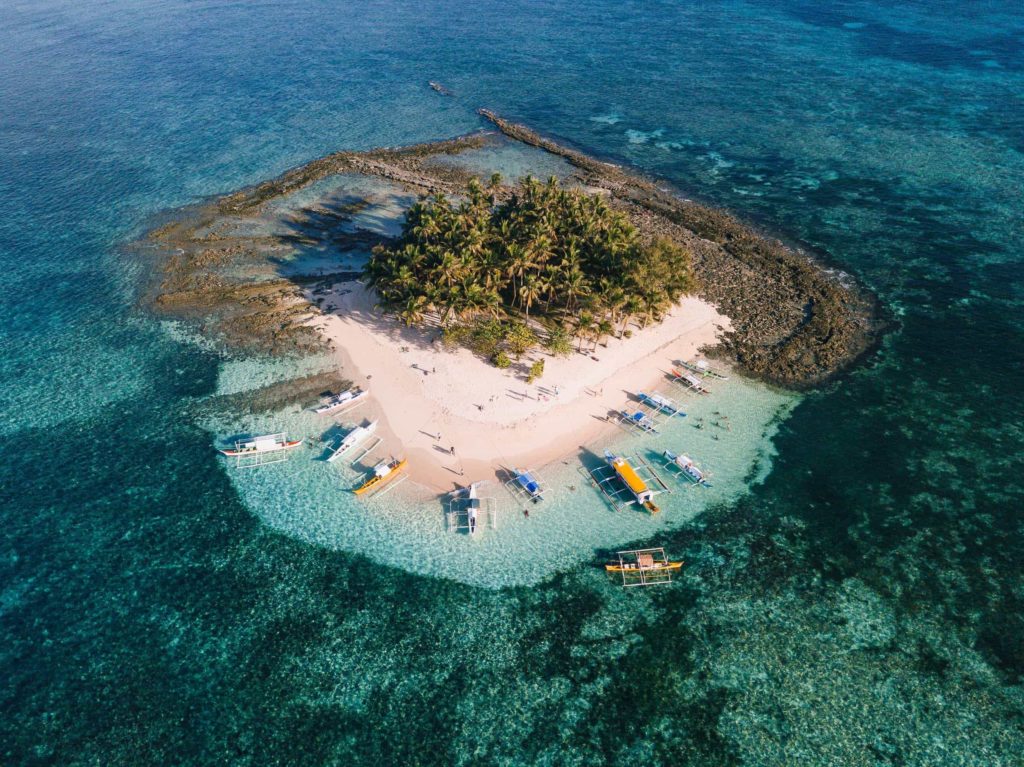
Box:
left=307, top=282, right=728, bottom=491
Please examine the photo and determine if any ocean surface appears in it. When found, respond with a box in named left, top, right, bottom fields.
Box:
left=2, top=1, right=1022, bottom=764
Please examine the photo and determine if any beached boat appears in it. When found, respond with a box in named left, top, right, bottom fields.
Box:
left=671, top=369, right=711, bottom=395
left=679, top=359, right=729, bottom=380
left=218, top=434, right=302, bottom=457
left=514, top=469, right=545, bottom=503
left=663, top=450, right=712, bottom=487
left=326, top=420, right=378, bottom=463
left=604, top=450, right=660, bottom=513
left=447, top=482, right=496, bottom=534
left=314, top=387, right=368, bottom=414
left=353, top=457, right=407, bottom=496
left=466, top=483, right=481, bottom=534
left=638, top=391, right=685, bottom=416
left=620, top=409, right=659, bottom=433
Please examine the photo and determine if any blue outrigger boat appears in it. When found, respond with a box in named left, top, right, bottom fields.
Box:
left=637, top=391, right=685, bottom=417
left=515, top=469, right=545, bottom=503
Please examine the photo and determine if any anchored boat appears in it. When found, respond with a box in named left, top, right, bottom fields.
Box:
left=620, top=409, right=659, bottom=433
left=604, top=450, right=660, bottom=513
left=314, top=387, right=368, bottom=414
left=326, top=420, right=378, bottom=463
left=354, top=457, right=407, bottom=496
left=679, top=359, right=729, bottom=380
left=637, top=391, right=685, bottom=416
left=663, top=450, right=712, bottom=487
left=605, top=560, right=683, bottom=573
left=218, top=434, right=302, bottom=457
left=671, top=369, right=711, bottom=395
left=605, top=548, right=683, bottom=587
left=514, top=469, right=544, bottom=503
left=447, top=482, right=497, bottom=534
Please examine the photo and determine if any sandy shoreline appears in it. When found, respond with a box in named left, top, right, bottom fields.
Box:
left=306, top=282, right=729, bottom=491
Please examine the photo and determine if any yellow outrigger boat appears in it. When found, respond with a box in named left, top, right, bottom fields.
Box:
left=605, top=450, right=660, bottom=513
left=354, top=457, right=407, bottom=496
left=605, top=548, right=682, bottom=586
left=605, top=560, right=683, bottom=573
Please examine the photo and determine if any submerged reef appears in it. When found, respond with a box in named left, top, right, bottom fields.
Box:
left=135, top=111, right=879, bottom=392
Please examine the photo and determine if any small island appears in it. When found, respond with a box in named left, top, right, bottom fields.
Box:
left=135, top=110, right=877, bottom=491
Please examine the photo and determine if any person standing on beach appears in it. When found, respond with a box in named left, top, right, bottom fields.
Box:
left=450, top=446, right=456, bottom=455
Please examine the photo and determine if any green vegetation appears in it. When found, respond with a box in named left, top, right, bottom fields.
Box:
left=366, top=175, right=696, bottom=359
left=527, top=359, right=545, bottom=384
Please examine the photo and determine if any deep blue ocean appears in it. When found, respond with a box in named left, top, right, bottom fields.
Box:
left=2, top=1, right=1023, bottom=764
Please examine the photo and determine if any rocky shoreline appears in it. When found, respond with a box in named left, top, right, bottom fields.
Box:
left=135, top=111, right=879, bottom=389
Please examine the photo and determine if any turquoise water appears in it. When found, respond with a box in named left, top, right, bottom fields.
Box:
left=2, top=1, right=1023, bottom=763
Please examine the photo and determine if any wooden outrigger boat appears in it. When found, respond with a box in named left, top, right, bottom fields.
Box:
left=619, top=409, right=660, bottom=434
left=314, top=387, right=368, bottom=415
left=663, top=450, right=712, bottom=487
left=326, top=420, right=378, bottom=463
left=353, top=457, right=407, bottom=496
left=605, top=547, right=682, bottom=586
left=514, top=469, right=544, bottom=503
left=637, top=391, right=685, bottom=417
left=218, top=434, right=302, bottom=457
left=605, top=450, right=660, bottom=513
left=605, top=559, right=683, bottom=574
left=679, top=359, right=729, bottom=381
left=671, top=369, right=711, bottom=395
left=447, top=482, right=497, bottom=534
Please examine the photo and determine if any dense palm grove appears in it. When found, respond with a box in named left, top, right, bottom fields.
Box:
left=365, top=175, right=696, bottom=362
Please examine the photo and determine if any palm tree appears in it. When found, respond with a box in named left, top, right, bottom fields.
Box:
left=398, top=295, right=428, bottom=326
left=518, top=273, right=542, bottom=318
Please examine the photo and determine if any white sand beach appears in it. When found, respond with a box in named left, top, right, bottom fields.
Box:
left=307, top=282, right=729, bottom=491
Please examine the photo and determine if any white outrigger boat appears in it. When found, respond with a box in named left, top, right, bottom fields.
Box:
left=218, top=433, right=302, bottom=468
left=218, top=433, right=302, bottom=457
left=637, top=391, right=686, bottom=417
left=671, top=369, right=711, bottom=395
left=447, top=482, right=497, bottom=534
left=314, top=387, right=368, bottom=414
left=326, top=420, right=378, bottom=463
left=679, top=359, right=729, bottom=381
left=663, top=450, right=712, bottom=487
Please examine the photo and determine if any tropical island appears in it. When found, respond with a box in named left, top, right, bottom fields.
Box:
left=135, top=110, right=878, bottom=489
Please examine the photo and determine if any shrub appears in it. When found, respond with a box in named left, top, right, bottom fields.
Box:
left=492, top=351, right=512, bottom=369
left=544, top=325, right=573, bottom=357
left=526, top=358, right=545, bottom=383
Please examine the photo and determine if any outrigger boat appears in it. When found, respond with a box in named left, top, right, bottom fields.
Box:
left=605, top=559, right=683, bottom=574
left=605, top=548, right=682, bottom=586
left=604, top=450, right=660, bottom=513
left=671, top=369, right=711, bottom=395
left=353, top=457, right=407, bottom=496
left=679, top=359, right=729, bottom=381
left=448, top=482, right=496, bottom=534
left=326, top=420, right=378, bottom=463
left=620, top=410, right=659, bottom=433
left=466, top=483, right=481, bottom=534
left=314, top=387, right=368, bottom=414
left=218, top=434, right=302, bottom=457
left=514, top=469, right=544, bottom=503
left=637, top=391, right=685, bottom=417
left=663, top=450, right=712, bottom=487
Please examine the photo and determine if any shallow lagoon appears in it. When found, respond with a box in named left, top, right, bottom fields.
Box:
left=206, top=357, right=795, bottom=587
